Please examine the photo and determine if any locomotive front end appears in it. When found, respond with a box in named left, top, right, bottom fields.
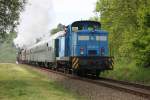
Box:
left=70, top=21, right=113, bottom=76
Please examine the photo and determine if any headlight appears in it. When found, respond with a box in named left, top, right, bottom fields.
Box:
left=80, top=48, right=84, bottom=55
left=100, top=48, right=105, bottom=56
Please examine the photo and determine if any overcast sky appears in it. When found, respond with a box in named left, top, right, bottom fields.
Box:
left=51, top=0, right=97, bottom=28
left=14, top=0, right=97, bottom=48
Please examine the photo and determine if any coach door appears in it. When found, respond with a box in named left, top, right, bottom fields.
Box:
left=55, top=39, right=59, bottom=57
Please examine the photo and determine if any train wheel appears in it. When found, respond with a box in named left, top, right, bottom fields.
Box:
left=72, top=69, right=78, bottom=75
left=44, top=62, right=48, bottom=68
left=78, top=69, right=86, bottom=77
left=96, top=70, right=101, bottom=78
left=72, top=69, right=85, bottom=77
left=56, top=62, right=61, bottom=71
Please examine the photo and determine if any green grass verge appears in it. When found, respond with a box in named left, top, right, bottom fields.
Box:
left=0, top=63, right=85, bottom=100
left=101, top=60, right=150, bottom=85
left=0, top=43, right=16, bottom=63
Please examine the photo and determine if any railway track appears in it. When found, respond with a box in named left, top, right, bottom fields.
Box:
left=30, top=65, right=150, bottom=99
left=97, top=77, right=150, bottom=98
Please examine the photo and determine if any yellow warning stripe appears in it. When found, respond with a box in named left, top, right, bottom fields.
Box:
left=75, top=63, right=79, bottom=69
left=72, top=57, right=79, bottom=69
left=72, top=58, right=76, bottom=62
left=72, top=57, right=75, bottom=68
left=73, top=63, right=78, bottom=69
left=73, top=59, right=78, bottom=67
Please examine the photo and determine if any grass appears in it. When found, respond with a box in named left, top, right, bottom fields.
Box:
left=101, top=59, right=150, bottom=85
left=0, top=63, right=84, bottom=100
left=0, top=43, right=16, bottom=63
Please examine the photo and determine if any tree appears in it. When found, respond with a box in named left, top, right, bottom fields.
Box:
left=50, top=23, right=65, bottom=35
left=95, top=0, right=150, bottom=67
left=0, top=0, right=26, bottom=41
left=35, top=37, right=42, bottom=43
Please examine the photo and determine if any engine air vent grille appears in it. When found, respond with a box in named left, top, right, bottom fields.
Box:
left=88, top=50, right=97, bottom=55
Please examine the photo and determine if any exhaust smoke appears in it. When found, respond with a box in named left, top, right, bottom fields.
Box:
left=14, top=0, right=53, bottom=48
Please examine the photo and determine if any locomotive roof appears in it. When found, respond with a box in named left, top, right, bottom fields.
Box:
left=71, top=20, right=101, bottom=26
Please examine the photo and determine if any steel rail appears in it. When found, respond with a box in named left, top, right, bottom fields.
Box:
left=99, top=77, right=150, bottom=90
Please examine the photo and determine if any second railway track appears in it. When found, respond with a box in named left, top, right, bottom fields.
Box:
left=29, top=65, right=150, bottom=99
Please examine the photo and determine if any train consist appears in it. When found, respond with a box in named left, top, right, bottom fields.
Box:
left=18, top=20, right=114, bottom=77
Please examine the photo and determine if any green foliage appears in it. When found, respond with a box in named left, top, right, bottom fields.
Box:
left=50, top=23, right=65, bottom=35
left=0, top=0, right=26, bottom=41
left=95, top=0, right=150, bottom=67
left=6, top=32, right=17, bottom=43
left=51, top=28, right=60, bottom=35
left=35, top=37, right=42, bottom=43
left=0, top=42, right=16, bottom=63
left=101, top=60, right=150, bottom=85
left=0, top=32, right=17, bottom=63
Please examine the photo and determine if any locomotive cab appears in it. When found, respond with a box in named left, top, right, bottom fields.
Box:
left=68, top=21, right=113, bottom=76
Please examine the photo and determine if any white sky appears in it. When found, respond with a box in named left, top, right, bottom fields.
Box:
left=14, top=0, right=97, bottom=48
left=51, top=0, right=97, bottom=28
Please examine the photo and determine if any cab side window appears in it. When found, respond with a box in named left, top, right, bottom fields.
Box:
left=88, top=25, right=94, bottom=31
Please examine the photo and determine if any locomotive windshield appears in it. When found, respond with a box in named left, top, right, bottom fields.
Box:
left=72, top=21, right=101, bottom=32
left=87, top=25, right=100, bottom=31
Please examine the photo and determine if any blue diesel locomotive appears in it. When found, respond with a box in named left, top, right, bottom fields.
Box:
left=18, top=20, right=114, bottom=77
